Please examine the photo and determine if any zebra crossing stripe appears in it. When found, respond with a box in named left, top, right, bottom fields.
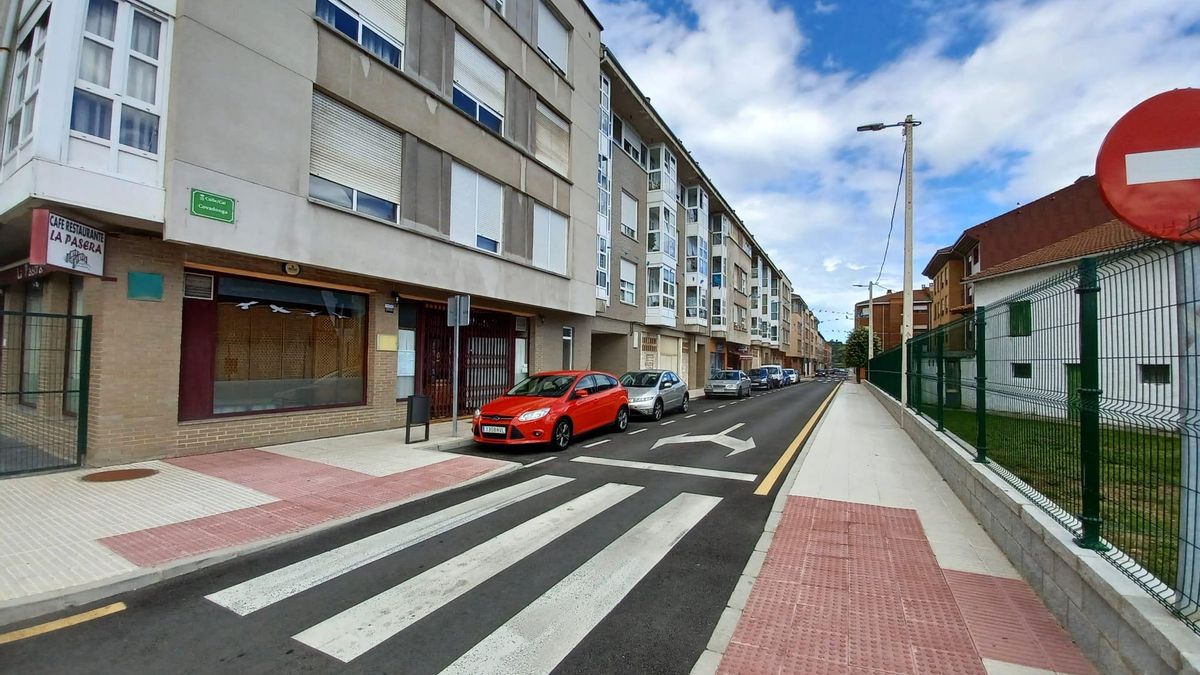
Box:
left=293, top=482, right=643, bottom=663
left=441, top=492, right=722, bottom=674
left=206, top=474, right=573, bottom=616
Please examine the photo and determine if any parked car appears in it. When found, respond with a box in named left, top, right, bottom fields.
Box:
left=705, top=370, right=751, bottom=398
left=763, top=364, right=785, bottom=388
left=620, top=370, right=688, bottom=420
left=781, top=368, right=798, bottom=386
left=473, top=371, right=628, bottom=450
left=749, top=367, right=772, bottom=390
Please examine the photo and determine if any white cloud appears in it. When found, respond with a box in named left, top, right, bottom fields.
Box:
left=813, top=1, right=838, bottom=15
left=823, top=257, right=842, bottom=272
left=594, top=0, right=1200, bottom=341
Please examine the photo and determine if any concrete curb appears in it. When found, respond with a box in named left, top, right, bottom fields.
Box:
left=0, top=455, right=519, bottom=630
left=691, top=383, right=843, bottom=674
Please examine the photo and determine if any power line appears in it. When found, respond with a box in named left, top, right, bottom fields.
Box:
left=876, top=142, right=906, bottom=284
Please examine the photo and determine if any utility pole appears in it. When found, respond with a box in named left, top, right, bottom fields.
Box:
left=901, top=114, right=915, bottom=407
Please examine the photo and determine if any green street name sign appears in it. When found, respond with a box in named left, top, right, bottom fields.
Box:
left=190, top=189, right=236, bottom=223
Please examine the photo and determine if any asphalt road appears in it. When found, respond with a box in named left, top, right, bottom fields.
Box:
left=1, top=380, right=838, bottom=675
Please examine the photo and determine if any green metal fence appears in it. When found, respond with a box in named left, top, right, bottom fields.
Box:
left=870, top=242, right=1200, bottom=631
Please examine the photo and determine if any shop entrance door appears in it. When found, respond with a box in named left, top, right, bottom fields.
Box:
left=419, top=303, right=515, bottom=419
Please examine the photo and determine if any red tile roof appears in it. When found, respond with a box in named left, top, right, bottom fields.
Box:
left=969, top=219, right=1150, bottom=280
left=854, top=288, right=932, bottom=307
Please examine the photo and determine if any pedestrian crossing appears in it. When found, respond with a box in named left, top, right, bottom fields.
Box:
left=204, top=475, right=721, bottom=670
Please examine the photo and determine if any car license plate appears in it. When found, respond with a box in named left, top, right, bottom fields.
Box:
left=482, top=425, right=506, bottom=435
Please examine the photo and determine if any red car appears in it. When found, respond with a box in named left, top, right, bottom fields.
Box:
left=473, top=371, right=629, bottom=450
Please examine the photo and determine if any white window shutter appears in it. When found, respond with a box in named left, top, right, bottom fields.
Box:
left=536, top=1, right=568, bottom=71
left=620, top=259, right=636, bottom=285
left=475, top=172, right=503, bottom=247
left=548, top=209, right=568, bottom=274
left=360, top=0, right=406, bottom=44
left=621, top=192, right=637, bottom=232
left=453, top=33, right=505, bottom=114
left=533, top=204, right=550, bottom=269
left=310, top=92, right=403, bottom=202
left=450, top=162, right=477, bottom=247
left=534, top=101, right=569, bottom=176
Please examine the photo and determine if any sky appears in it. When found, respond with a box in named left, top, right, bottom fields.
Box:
left=591, top=0, right=1200, bottom=342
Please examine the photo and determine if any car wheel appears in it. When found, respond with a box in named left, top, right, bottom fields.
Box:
left=552, top=418, right=572, bottom=450
left=614, top=406, right=629, bottom=432
left=680, top=395, right=689, bottom=413
left=652, top=399, right=664, bottom=421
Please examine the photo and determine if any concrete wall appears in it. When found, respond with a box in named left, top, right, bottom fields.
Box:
left=865, top=382, right=1200, bottom=675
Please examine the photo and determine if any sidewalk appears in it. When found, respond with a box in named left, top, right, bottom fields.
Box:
left=702, top=383, right=1095, bottom=675
left=0, top=421, right=514, bottom=626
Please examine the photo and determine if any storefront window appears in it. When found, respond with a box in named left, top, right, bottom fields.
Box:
left=202, top=275, right=366, bottom=415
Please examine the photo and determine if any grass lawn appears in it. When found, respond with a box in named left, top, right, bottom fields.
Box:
left=921, top=406, right=1181, bottom=588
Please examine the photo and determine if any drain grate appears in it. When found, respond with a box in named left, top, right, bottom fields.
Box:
left=81, top=468, right=159, bottom=482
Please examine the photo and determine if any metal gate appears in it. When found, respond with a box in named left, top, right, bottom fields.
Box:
left=0, top=311, right=91, bottom=476
left=418, top=303, right=514, bottom=419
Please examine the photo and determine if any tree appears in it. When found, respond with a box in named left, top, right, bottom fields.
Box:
left=829, top=341, right=846, bottom=368
left=845, top=327, right=883, bottom=375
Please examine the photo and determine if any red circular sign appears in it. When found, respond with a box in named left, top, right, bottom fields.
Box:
left=1096, top=88, right=1200, bottom=242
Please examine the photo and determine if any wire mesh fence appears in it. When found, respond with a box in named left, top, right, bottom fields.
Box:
left=868, top=242, right=1200, bottom=630
left=0, top=311, right=91, bottom=476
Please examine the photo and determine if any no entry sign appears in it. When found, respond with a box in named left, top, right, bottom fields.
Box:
left=1096, top=89, right=1200, bottom=242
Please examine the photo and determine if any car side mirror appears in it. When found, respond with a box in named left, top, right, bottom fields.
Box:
left=575, top=389, right=590, bottom=399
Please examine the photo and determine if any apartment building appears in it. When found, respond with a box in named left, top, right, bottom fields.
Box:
left=0, top=0, right=602, bottom=466
left=853, top=288, right=932, bottom=352
left=709, top=214, right=754, bottom=372
left=787, top=293, right=820, bottom=376
left=921, top=175, right=1115, bottom=326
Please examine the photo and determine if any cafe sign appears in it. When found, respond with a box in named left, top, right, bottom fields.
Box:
left=29, top=209, right=106, bottom=277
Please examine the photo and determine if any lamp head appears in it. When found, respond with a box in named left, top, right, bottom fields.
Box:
left=856, top=123, right=886, bottom=132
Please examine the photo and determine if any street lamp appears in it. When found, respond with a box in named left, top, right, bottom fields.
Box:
left=852, top=282, right=876, bottom=364
left=858, top=115, right=921, bottom=407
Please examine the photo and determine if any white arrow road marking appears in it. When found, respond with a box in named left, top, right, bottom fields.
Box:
left=293, top=483, right=641, bottom=662
left=206, top=475, right=573, bottom=616
left=1126, top=147, right=1200, bottom=185
left=650, top=422, right=756, bottom=456
left=440, top=493, right=722, bottom=675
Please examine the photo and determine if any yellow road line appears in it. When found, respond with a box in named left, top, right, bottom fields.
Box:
left=754, top=383, right=841, bottom=496
left=0, top=602, right=126, bottom=645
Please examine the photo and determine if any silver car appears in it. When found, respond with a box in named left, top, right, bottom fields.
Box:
left=620, top=370, right=689, bottom=420
left=705, top=370, right=751, bottom=398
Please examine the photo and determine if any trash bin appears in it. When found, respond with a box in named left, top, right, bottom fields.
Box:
left=405, top=394, right=431, bottom=444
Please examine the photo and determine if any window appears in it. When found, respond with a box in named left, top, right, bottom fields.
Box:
left=533, top=203, right=568, bottom=274
left=735, top=305, right=747, bottom=329
left=712, top=255, right=724, bottom=287
left=736, top=266, right=748, bottom=294
left=619, top=259, right=636, bottom=305
left=536, top=1, right=569, bottom=73
left=1140, top=364, right=1170, bottom=385
left=712, top=298, right=724, bottom=326
left=686, top=286, right=698, bottom=317
left=453, top=33, right=505, bottom=134
left=710, top=214, right=725, bottom=240
left=309, top=92, right=402, bottom=222
left=1011, top=363, right=1032, bottom=379
left=533, top=101, right=569, bottom=175
left=771, top=300, right=779, bottom=321
left=1008, top=300, right=1032, bottom=336
left=620, top=191, right=638, bottom=239
left=315, top=0, right=405, bottom=68
left=596, top=235, right=609, bottom=291
left=450, top=162, right=504, bottom=253
left=71, top=0, right=166, bottom=155
left=180, top=274, right=367, bottom=418
left=647, top=205, right=676, bottom=258
left=4, top=14, right=47, bottom=156
left=614, top=115, right=647, bottom=167
left=562, top=327, right=574, bottom=369
left=647, top=265, right=676, bottom=309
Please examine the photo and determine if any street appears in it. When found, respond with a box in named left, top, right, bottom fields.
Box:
left=1, top=381, right=837, bottom=675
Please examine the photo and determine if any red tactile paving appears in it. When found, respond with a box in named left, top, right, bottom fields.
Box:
left=944, top=569, right=1096, bottom=674
left=100, top=454, right=504, bottom=566
left=718, top=496, right=1093, bottom=675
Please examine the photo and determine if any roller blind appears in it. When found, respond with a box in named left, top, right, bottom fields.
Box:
left=534, top=101, right=569, bottom=176
left=533, top=203, right=567, bottom=274
left=359, top=0, right=406, bottom=44
left=453, top=32, right=505, bottom=114
left=620, top=259, right=635, bottom=284
left=536, top=1, right=568, bottom=72
left=310, top=91, right=403, bottom=202
left=450, top=162, right=504, bottom=250
left=620, top=191, right=637, bottom=233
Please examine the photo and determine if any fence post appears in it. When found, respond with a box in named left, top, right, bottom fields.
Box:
left=936, top=329, right=945, bottom=431
left=76, top=316, right=92, bottom=463
left=974, top=307, right=988, bottom=464
left=1075, top=257, right=1109, bottom=551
